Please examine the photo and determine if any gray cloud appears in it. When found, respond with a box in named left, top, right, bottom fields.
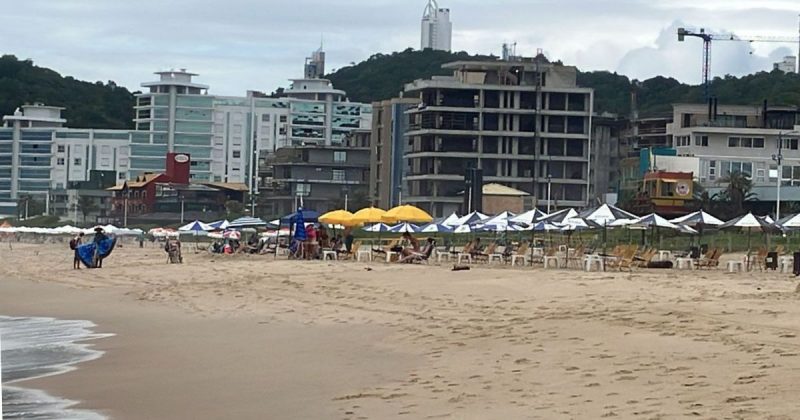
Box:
left=0, top=0, right=796, bottom=96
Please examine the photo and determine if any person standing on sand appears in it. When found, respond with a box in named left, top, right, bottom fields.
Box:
left=71, top=232, right=85, bottom=269
left=92, top=227, right=108, bottom=268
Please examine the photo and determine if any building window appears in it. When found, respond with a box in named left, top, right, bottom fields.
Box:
left=74, top=158, right=82, bottom=165
left=729, top=136, right=765, bottom=148
left=295, top=183, right=311, bottom=196
left=261, top=114, right=270, bottom=122
left=332, top=169, right=346, bottom=182
left=57, top=158, right=65, bottom=165
left=708, top=160, right=716, bottom=181
left=333, top=151, right=347, bottom=162
left=676, top=136, right=691, bottom=147
left=279, top=115, right=287, bottom=123
left=233, top=150, right=241, bottom=158
left=694, top=135, right=708, bottom=147
left=57, top=145, right=65, bottom=153
left=784, top=138, right=799, bottom=150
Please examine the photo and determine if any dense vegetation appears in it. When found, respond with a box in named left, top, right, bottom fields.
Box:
left=2, top=50, right=798, bottom=130
left=328, top=49, right=800, bottom=116
left=0, top=55, right=135, bottom=129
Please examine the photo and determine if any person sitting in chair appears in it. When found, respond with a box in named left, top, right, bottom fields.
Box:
left=399, top=238, right=435, bottom=263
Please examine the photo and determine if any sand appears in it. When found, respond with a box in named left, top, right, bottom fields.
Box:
left=3, top=242, right=800, bottom=419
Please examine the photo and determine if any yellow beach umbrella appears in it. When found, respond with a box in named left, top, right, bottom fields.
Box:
left=351, top=207, right=387, bottom=224
left=382, top=205, right=433, bottom=224
left=319, top=209, right=356, bottom=226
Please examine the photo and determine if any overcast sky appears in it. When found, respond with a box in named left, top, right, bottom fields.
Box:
left=2, top=0, right=798, bottom=96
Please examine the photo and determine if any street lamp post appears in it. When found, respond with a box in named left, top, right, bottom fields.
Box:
left=546, top=174, right=552, bottom=214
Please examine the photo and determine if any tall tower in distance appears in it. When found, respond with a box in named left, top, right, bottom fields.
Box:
left=304, top=43, right=326, bottom=79
left=420, top=0, right=451, bottom=52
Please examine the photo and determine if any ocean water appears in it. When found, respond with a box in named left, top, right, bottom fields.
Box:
left=1, top=315, right=112, bottom=419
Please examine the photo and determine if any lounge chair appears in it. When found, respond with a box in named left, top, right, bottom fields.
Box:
left=399, top=240, right=436, bottom=264
left=510, top=242, right=530, bottom=266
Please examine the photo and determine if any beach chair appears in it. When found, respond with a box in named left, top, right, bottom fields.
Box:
left=697, top=248, right=719, bottom=269
left=456, top=241, right=475, bottom=264
left=634, top=248, right=657, bottom=268
left=400, top=240, right=436, bottom=264
left=566, top=245, right=585, bottom=269
left=608, top=246, right=636, bottom=271
left=473, top=242, right=498, bottom=263
left=510, top=242, right=530, bottom=266
left=752, top=247, right=769, bottom=271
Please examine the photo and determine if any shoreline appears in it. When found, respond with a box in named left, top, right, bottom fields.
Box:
left=4, top=242, right=800, bottom=418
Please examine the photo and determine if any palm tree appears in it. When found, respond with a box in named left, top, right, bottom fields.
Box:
left=717, top=171, right=757, bottom=215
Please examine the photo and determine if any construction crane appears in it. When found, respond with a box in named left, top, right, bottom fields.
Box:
left=677, top=21, right=800, bottom=100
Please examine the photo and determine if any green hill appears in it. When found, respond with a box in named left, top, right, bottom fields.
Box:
left=0, top=55, right=135, bottom=129
left=327, top=49, right=800, bottom=116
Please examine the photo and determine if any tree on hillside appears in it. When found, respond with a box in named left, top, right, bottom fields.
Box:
left=0, top=55, right=135, bottom=129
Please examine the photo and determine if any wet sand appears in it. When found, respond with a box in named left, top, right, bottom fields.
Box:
left=3, top=242, right=800, bottom=419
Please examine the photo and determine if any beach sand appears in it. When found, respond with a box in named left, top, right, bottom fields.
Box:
left=3, top=242, right=800, bottom=419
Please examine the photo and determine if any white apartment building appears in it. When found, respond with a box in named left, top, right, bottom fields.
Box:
left=0, top=63, right=372, bottom=217
left=774, top=56, right=797, bottom=74
left=0, top=104, right=131, bottom=217
left=668, top=103, right=800, bottom=204
left=421, top=0, right=452, bottom=52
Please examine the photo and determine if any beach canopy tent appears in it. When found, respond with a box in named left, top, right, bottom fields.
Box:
left=362, top=223, right=393, bottom=233
left=510, top=208, right=548, bottom=225
left=670, top=210, right=724, bottom=227
left=539, top=208, right=579, bottom=224
left=280, top=209, right=319, bottom=224
left=777, top=213, right=800, bottom=230
left=479, top=221, right=526, bottom=232
left=178, top=220, right=213, bottom=233
left=482, top=211, right=517, bottom=226
left=579, top=203, right=637, bottom=224
left=720, top=212, right=775, bottom=251
left=453, top=224, right=477, bottom=234
left=148, top=227, right=178, bottom=238
left=319, top=210, right=356, bottom=226
left=558, top=217, right=601, bottom=231
left=228, top=216, right=268, bottom=229
left=449, top=211, right=489, bottom=227
left=351, top=207, right=387, bottom=224
left=388, top=222, right=420, bottom=233
left=520, top=221, right=562, bottom=232
left=382, top=205, right=433, bottom=224
left=631, top=213, right=683, bottom=230
left=438, top=212, right=461, bottom=227
left=419, top=223, right=454, bottom=233
left=208, top=220, right=230, bottom=230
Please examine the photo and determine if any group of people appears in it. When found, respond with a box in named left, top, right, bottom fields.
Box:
left=391, top=232, right=436, bottom=263
left=70, top=227, right=110, bottom=269
left=290, top=224, right=354, bottom=260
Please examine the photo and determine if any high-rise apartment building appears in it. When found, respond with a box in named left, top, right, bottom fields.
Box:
left=304, top=45, right=326, bottom=79
left=370, top=98, right=420, bottom=208
left=420, top=0, right=451, bottom=52
left=402, top=55, right=594, bottom=217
